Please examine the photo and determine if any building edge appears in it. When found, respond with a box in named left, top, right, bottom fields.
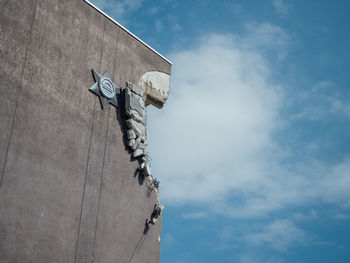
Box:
left=83, top=0, right=173, bottom=65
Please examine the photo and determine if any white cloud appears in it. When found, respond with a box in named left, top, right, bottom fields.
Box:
left=272, top=0, right=291, bottom=16
left=148, top=28, right=282, bottom=206
left=147, top=23, right=350, bottom=219
left=246, top=219, right=305, bottom=251
left=217, top=158, right=350, bottom=218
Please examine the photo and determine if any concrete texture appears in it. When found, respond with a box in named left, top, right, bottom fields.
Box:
left=0, top=0, right=171, bottom=262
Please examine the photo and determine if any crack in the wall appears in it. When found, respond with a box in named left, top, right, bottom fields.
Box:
left=0, top=0, right=38, bottom=189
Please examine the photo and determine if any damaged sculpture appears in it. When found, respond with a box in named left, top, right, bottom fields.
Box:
left=124, top=81, right=152, bottom=173
left=123, top=70, right=171, bottom=225
left=146, top=204, right=164, bottom=225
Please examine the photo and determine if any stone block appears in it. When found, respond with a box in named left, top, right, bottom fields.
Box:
left=127, top=109, right=145, bottom=125
left=143, top=163, right=152, bottom=177
left=125, top=88, right=145, bottom=117
left=137, top=143, right=147, bottom=150
left=126, top=119, right=145, bottom=137
left=127, top=129, right=136, bottom=140
left=133, top=148, right=144, bottom=158
left=131, top=137, right=141, bottom=151
left=128, top=138, right=135, bottom=147
left=126, top=81, right=143, bottom=96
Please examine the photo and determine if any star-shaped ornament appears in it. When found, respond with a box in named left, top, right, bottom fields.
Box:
left=89, top=69, right=120, bottom=109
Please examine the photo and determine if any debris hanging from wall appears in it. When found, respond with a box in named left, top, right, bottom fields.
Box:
left=124, top=81, right=161, bottom=199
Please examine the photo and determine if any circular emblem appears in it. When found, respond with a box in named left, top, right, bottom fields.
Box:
left=99, top=77, right=116, bottom=99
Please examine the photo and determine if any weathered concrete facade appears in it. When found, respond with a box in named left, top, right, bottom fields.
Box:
left=0, top=0, right=171, bottom=262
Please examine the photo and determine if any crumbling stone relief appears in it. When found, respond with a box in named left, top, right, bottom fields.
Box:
left=137, top=71, right=171, bottom=109
left=125, top=82, right=149, bottom=160
left=147, top=204, right=164, bottom=225
left=123, top=71, right=170, bottom=215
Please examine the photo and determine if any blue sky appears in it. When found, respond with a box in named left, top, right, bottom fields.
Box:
left=90, top=0, right=350, bottom=262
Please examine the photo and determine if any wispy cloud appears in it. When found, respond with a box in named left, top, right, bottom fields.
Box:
left=242, top=22, right=291, bottom=60
left=90, top=0, right=143, bottom=24
left=155, top=19, right=164, bottom=32
left=272, top=0, right=291, bottom=16
left=181, top=212, right=208, bottom=219
left=167, top=14, right=182, bottom=33
left=239, top=254, right=285, bottom=263
left=244, top=22, right=290, bottom=48
left=246, top=219, right=306, bottom=251
left=226, top=3, right=241, bottom=15
left=146, top=6, right=160, bottom=15
left=218, top=226, right=235, bottom=241
left=292, top=80, right=350, bottom=120
left=331, top=99, right=350, bottom=117
left=172, top=23, right=182, bottom=32
left=331, top=213, right=350, bottom=220
left=292, top=209, right=318, bottom=221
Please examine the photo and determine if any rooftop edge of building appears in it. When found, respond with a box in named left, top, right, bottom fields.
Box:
left=83, top=0, right=172, bottom=65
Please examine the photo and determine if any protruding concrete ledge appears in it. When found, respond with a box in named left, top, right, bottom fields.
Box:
left=138, top=71, right=171, bottom=109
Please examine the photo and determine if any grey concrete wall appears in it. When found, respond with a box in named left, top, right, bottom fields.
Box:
left=0, top=0, right=171, bottom=262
